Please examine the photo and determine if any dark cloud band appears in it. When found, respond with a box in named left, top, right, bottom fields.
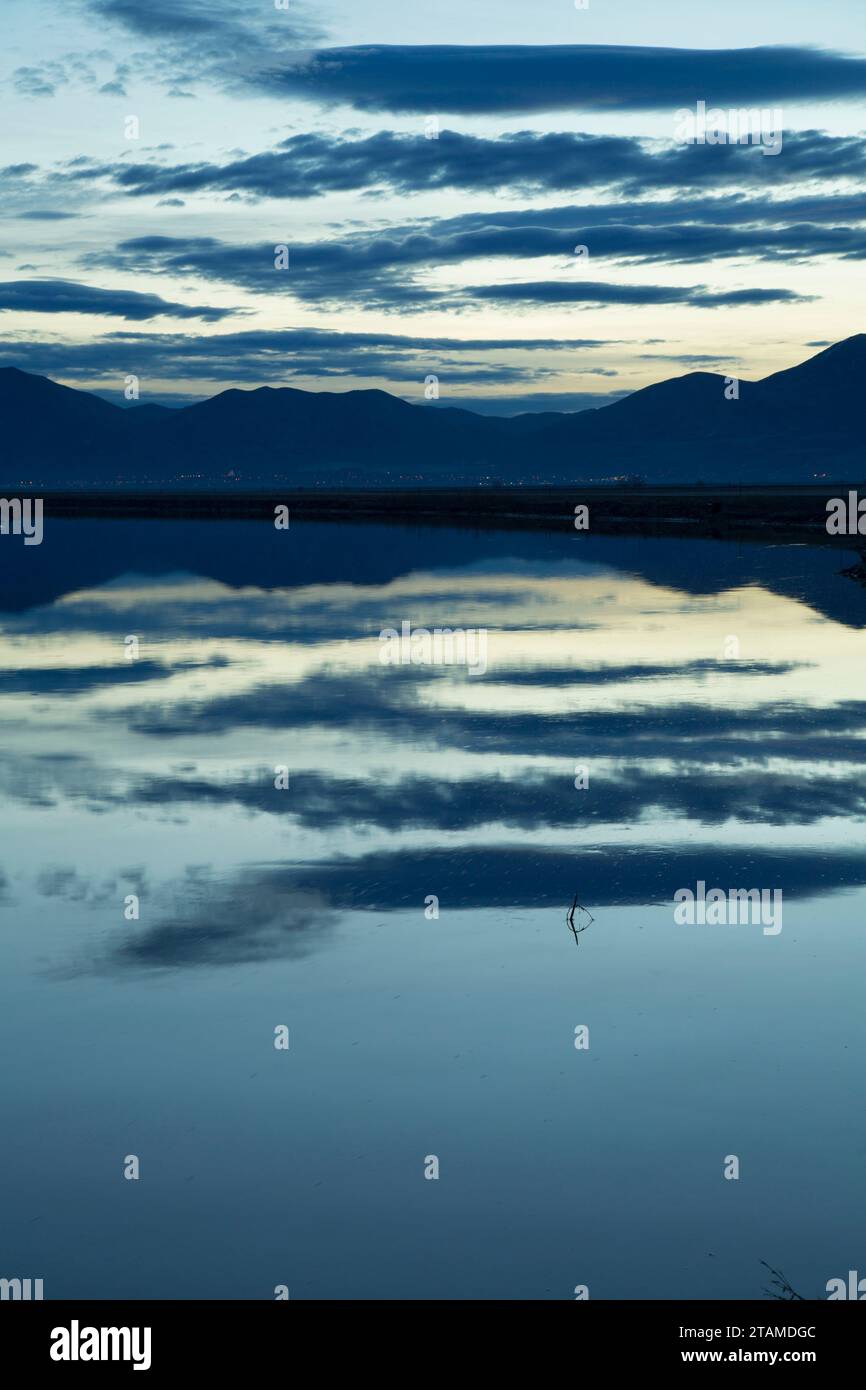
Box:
left=73, top=129, right=866, bottom=202
left=268, top=44, right=866, bottom=114
left=87, top=232, right=820, bottom=312
left=0, top=278, right=235, bottom=321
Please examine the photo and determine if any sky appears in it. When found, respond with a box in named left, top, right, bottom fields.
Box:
left=0, top=0, right=864, bottom=411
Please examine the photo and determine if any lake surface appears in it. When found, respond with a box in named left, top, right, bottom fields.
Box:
left=1, top=516, right=865, bottom=1300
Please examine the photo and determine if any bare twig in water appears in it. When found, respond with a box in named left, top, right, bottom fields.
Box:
left=760, top=1261, right=805, bottom=1301
left=566, top=893, right=594, bottom=945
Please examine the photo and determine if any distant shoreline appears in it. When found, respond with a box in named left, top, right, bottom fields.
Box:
left=10, top=482, right=866, bottom=545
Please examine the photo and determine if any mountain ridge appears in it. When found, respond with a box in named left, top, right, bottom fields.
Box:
left=1, top=336, right=863, bottom=487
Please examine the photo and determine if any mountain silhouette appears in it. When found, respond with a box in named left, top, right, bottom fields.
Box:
left=1, top=336, right=864, bottom=488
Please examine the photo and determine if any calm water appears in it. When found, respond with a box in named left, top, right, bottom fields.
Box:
left=1, top=517, right=865, bottom=1300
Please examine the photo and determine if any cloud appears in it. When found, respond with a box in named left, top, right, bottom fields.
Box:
left=81, top=128, right=866, bottom=202
left=265, top=44, right=866, bottom=114
left=105, top=869, right=337, bottom=971
left=87, top=231, right=820, bottom=313
left=87, top=0, right=241, bottom=37
left=79, top=0, right=324, bottom=93
left=365, top=217, right=866, bottom=275
left=386, top=190, right=866, bottom=235
left=37, top=863, right=147, bottom=904
left=0, top=278, right=237, bottom=321
left=33, top=855, right=339, bottom=972
left=0, top=326, right=616, bottom=390
left=13, top=209, right=81, bottom=221
left=11, top=705, right=857, bottom=847
left=466, top=281, right=811, bottom=308
left=12, top=64, right=68, bottom=98
left=293, top=842, right=866, bottom=911
left=9, top=51, right=131, bottom=101
left=0, top=657, right=226, bottom=696
left=102, top=716, right=864, bottom=840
